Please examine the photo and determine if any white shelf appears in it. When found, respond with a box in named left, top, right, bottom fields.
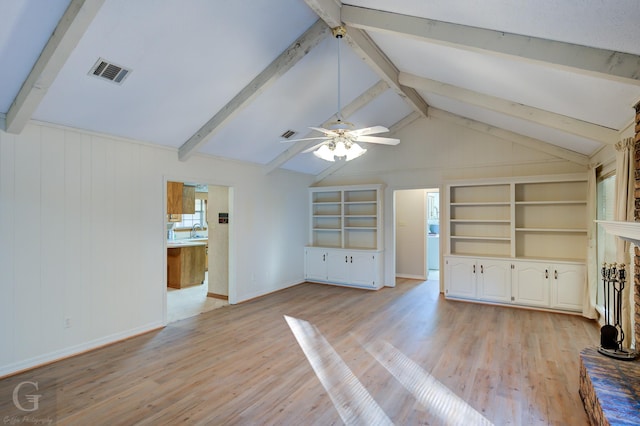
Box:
left=516, top=200, right=586, bottom=205
left=309, top=184, right=383, bottom=250
left=451, top=236, right=511, bottom=241
left=451, top=202, right=511, bottom=206
left=515, top=228, right=587, bottom=233
left=451, top=219, right=510, bottom=223
left=446, top=174, right=588, bottom=261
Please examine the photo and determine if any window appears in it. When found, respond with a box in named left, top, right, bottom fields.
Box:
left=175, top=198, right=207, bottom=230
left=596, top=172, right=616, bottom=310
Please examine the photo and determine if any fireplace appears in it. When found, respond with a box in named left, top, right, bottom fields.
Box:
left=580, top=224, right=640, bottom=425
left=579, top=101, right=640, bottom=424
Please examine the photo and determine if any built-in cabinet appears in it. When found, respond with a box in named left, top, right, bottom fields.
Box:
left=445, top=174, right=587, bottom=313
left=304, top=184, right=384, bottom=289
left=305, top=247, right=382, bottom=289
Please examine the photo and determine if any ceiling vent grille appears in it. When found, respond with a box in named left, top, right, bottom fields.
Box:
left=280, top=130, right=297, bottom=139
left=89, top=58, right=131, bottom=84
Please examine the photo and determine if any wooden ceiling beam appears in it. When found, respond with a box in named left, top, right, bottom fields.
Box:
left=400, top=72, right=619, bottom=144
left=5, top=0, right=105, bottom=134
left=342, top=5, right=640, bottom=85
left=178, top=19, right=331, bottom=161
left=304, top=0, right=429, bottom=118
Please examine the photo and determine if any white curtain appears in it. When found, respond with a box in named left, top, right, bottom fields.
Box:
left=614, top=138, right=634, bottom=349
left=583, top=164, right=598, bottom=318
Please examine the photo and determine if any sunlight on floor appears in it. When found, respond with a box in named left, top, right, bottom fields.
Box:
left=167, top=273, right=228, bottom=323
left=284, top=315, right=393, bottom=425
left=362, top=340, right=492, bottom=425
left=286, top=312, right=492, bottom=425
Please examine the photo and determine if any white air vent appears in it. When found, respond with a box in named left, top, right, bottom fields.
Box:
left=89, top=58, right=131, bottom=84
left=281, top=130, right=297, bottom=139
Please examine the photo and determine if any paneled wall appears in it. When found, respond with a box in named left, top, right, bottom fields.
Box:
left=0, top=122, right=312, bottom=376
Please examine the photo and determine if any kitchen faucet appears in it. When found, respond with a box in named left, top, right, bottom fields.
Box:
left=191, top=223, right=202, bottom=238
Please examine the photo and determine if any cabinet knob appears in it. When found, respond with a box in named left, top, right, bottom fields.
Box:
left=480, top=265, right=484, bottom=274
left=554, top=270, right=558, bottom=280
left=473, top=265, right=476, bottom=274
left=345, top=256, right=348, bottom=263
left=545, top=269, right=549, bottom=279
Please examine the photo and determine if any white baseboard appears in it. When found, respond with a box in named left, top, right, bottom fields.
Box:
left=0, top=321, right=164, bottom=378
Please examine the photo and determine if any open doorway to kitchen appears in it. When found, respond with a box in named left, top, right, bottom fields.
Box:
left=165, top=180, right=231, bottom=323
left=394, top=188, right=440, bottom=283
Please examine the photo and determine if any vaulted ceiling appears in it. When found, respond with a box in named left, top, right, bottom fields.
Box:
left=1, top=0, right=639, bottom=176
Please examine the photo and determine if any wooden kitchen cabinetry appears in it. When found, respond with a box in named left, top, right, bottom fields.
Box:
left=167, top=181, right=196, bottom=215
left=167, top=243, right=206, bottom=289
left=444, top=174, right=587, bottom=313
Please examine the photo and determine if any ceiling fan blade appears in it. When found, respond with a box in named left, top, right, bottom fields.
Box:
left=309, top=126, right=339, bottom=136
left=356, top=135, right=400, bottom=145
left=351, top=125, right=389, bottom=136
left=302, top=142, right=328, bottom=153
left=280, top=136, right=329, bottom=143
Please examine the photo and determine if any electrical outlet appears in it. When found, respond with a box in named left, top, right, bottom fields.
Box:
left=64, top=318, right=72, bottom=328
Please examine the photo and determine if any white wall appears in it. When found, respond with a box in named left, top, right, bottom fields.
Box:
left=207, top=185, right=229, bottom=297
left=395, top=189, right=426, bottom=279
left=318, top=115, right=589, bottom=286
left=0, top=122, right=313, bottom=376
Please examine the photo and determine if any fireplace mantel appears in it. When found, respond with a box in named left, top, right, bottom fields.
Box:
left=596, top=220, right=640, bottom=246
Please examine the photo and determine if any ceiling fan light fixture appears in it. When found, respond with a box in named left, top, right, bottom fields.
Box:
left=313, top=139, right=366, bottom=162
left=313, top=144, right=335, bottom=162
left=345, top=143, right=366, bottom=161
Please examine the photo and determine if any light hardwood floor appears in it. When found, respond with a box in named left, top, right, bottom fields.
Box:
left=1, top=278, right=599, bottom=425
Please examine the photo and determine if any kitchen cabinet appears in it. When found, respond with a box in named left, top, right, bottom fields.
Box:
left=167, top=242, right=206, bottom=289
left=304, top=247, right=383, bottom=289
left=167, top=181, right=184, bottom=214
left=167, top=181, right=196, bottom=215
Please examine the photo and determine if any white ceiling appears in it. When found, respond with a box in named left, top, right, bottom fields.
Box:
left=1, top=0, right=639, bottom=176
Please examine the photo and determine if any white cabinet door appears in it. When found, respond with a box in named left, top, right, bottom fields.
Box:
left=477, top=259, right=512, bottom=303
left=445, top=257, right=477, bottom=299
left=512, top=261, right=550, bottom=307
left=349, top=252, right=377, bottom=288
left=550, top=263, right=585, bottom=311
left=327, top=251, right=350, bottom=284
left=304, top=248, right=328, bottom=281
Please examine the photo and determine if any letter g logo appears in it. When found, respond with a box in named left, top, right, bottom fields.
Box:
left=12, top=381, right=41, bottom=412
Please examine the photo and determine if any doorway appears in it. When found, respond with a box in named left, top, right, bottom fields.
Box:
left=165, top=180, right=231, bottom=323
left=394, top=188, right=440, bottom=282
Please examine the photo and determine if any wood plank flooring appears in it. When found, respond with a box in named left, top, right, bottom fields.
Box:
left=0, top=278, right=599, bottom=425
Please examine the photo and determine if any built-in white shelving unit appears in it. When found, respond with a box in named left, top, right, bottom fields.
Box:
left=306, top=184, right=384, bottom=289
left=445, top=174, right=587, bottom=313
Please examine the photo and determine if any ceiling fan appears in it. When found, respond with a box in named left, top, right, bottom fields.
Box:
left=282, top=26, right=400, bottom=162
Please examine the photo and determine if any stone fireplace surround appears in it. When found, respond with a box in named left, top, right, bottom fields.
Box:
left=578, top=103, right=640, bottom=425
